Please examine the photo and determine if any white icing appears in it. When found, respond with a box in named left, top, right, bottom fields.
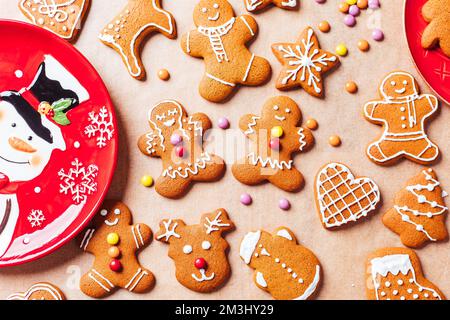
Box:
left=198, top=18, right=235, bottom=63
left=276, top=229, right=293, bottom=241
left=246, top=0, right=263, bottom=11
left=256, top=271, right=267, bottom=288
left=157, top=219, right=181, bottom=241
left=183, top=245, right=192, bottom=254
left=243, top=54, right=255, bottom=82
left=205, top=72, right=236, bottom=87
left=88, top=269, right=114, bottom=293
left=247, top=152, right=293, bottom=170
left=294, top=265, right=321, bottom=300
left=131, top=224, right=144, bottom=249
left=124, top=268, right=149, bottom=292
left=244, top=116, right=260, bottom=135
left=202, top=240, right=211, bottom=250
left=7, top=283, right=64, bottom=300
left=192, top=269, right=215, bottom=282
left=240, top=230, right=261, bottom=264
left=163, top=152, right=213, bottom=179
left=298, top=128, right=307, bottom=151
left=204, top=211, right=230, bottom=234
left=240, top=16, right=254, bottom=36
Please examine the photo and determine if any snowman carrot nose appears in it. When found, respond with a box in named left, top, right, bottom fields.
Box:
left=8, top=137, right=36, bottom=153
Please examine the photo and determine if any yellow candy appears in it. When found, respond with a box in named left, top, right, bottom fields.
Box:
left=346, top=0, right=357, bottom=5
left=107, top=232, right=120, bottom=245
left=141, top=175, right=153, bottom=187
left=336, top=44, right=348, bottom=56
left=271, top=126, right=284, bottom=138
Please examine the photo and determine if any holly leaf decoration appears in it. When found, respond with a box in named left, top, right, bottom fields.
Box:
left=53, top=111, right=71, bottom=126
left=52, top=98, right=76, bottom=112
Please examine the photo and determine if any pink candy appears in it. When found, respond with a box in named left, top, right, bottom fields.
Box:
left=372, top=28, right=384, bottom=41
left=240, top=193, right=252, bottom=206
left=269, top=138, right=280, bottom=151
left=368, top=0, right=380, bottom=9
left=344, top=14, right=356, bottom=27
left=279, top=198, right=291, bottom=211
left=170, top=133, right=182, bottom=145
left=218, top=117, right=230, bottom=129
left=349, top=5, right=360, bottom=16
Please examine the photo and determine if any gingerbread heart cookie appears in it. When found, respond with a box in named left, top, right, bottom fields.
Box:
left=78, top=201, right=155, bottom=298
left=383, top=168, right=448, bottom=248
left=364, top=71, right=440, bottom=166
left=244, top=0, right=298, bottom=12
left=421, top=0, right=450, bottom=57
left=155, top=209, right=234, bottom=293
left=315, top=163, right=381, bottom=229
left=181, top=0, right=271, bottom=102
left=232, top=96, right=314, bottom=192
left=7, top=282, right=65, bottom=300
left=19, top=0, right=90, bottom=42
left=99, top=0, right=177, bottom=80
left=366, top=247, right=445, bottom=300
left=138, top=100, right=225, bottom=199
left=240, top=227, right=321, bottom=300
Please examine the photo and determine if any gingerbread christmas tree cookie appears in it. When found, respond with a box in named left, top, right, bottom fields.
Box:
left=422, top=0, right=450, bottom=57
left=244, top=0, right=298, bottom=13
left=232, top=96, right=314, bottom=192
left=180, top=0, right=271, bottom=103
left=383, top=168, right=448, bottom=248
left=138, top=100, right=225, bottom=198
left=271, top=27, right=340, bottom=98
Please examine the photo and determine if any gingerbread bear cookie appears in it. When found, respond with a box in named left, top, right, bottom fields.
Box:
left=383, top=168, right=448, bottom=248
left=181, top=0, right=271, bottom=102
left=99, top=0, right=177, bottom=80
left=19, top=0, right=90, bottom=42
left=272, top=27, right=340, bottom=98
left=240, top=227, right=321, bottom=300
left=7, top=283, right=65, bottom=300
left=78, top=201, right=155, bottom=298
left=138, top=100, right=225, bottom=199
left=366, top=247, right=445, bottom=300
left=155, top=209, right=234, bottom=293
left=232, top=96, right=314, bottom=192
left=244, top=0, right=298, bottom=12
left=422, top=0, right=450, bottom=57
left=364, top=71, right=440, bottom=166
left=315, top=163, right=381, bottom=229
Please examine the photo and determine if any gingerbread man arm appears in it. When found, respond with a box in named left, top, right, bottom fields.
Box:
left=131, top=223, right=152, bottom=250
left=188, top=112, right=213, bottom=133
left=240, top=114, right=261, bottom=141
left=138, top=131, right=164, bottom=158
left=420, top=94, right=439, bottom=114
left=364, top=101, right=388, bottom=121
left=79, top=228, right=97, bottom=254
left=181, top=29, right=208, bottom=58
left=296, top=126, right=314, bottom=152
left=236, top=15, right=258, bottom=42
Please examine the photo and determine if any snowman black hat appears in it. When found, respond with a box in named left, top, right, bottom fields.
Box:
left=0, top=55, right=89, bottom=149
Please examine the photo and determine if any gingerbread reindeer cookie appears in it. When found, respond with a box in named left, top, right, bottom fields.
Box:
left=78, top=201, right=155, bottom=298
left=244, top=0, right=298, bottom=13
left=138, top=100, right=225, bottom=199
left=366, top=247, right=445, bottom=300
left=364, top=71, right=440, bottom=166
left=240, top=227, right=322, bottom=300
left=155, top=209, right=234, bottom=293
left=7, top=283, right=65, bottom=300
left=422, top=0, right=450, bottom=57
left=181, top=0, right=271, bottom=102
left=232, top=96, right=314, bottom=192
left=99, top=0, right=177, bottom=80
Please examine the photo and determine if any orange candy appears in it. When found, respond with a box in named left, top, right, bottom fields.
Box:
left=345, top=81, right=358, bottom=94
left=318, top=21, right=331, bottom=33
left=339, top=2, right=350, bottom=13
left=358, top=39, right=370, bottom=52
left=108, top=246, right=121, bottom=258
left=158, top=69, right=170, bottom=81
left=306, top=119, right=319, bottom=130
left=357, top=0, right=368, bottom=9
left=329, top=135, right=342, bottom=147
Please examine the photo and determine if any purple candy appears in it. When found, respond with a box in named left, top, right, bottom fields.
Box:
left=170, top=133, right=182, bottom=145
left=344, top=14, right=356, bottom=27
left=240, top=193, right=253, bottom=206
left=368, top=0, right=380, bottom=9
left=279, top=198, right=291, bottom=211
left=372, top=28, right=384, bottom=41
left=218, top=117, right=230, bottom=129
left=349, top=5, right=360, bottom=16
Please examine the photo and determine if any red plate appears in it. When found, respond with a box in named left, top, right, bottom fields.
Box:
left=0, top=20, right=117, bottom=266
left=404, top=0, right=450, bottom=104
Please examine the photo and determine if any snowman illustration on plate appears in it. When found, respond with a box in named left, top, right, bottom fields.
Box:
left=0, top=54, right=89, bottom=257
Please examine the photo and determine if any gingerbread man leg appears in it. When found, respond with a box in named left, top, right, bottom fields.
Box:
left=406, top=138, right=439, bottom=162
left=367, top=139, right=397, bottom=163
left=241, top=55, right=271, bottom=86
left=199, top=74, right=236, bottom=103
left=232, top=162, right=266, bottom=186
left=80, top=269, right=115, bottom=298
left=124, top=267, right=155, bottom=293
left=269, top=167, right=304, bottom=192
left=192, top=155, right=225, bottom=182
left=155, top=175, right=193, bottom=199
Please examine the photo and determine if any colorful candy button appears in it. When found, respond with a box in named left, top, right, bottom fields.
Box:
left=345, top=81, right=358, bottom=94
left=218, top=117, right=230, bottom=129
left=175, top=146, right=185, bottom=158
left=271, top=126, right=284, bottom=138
left=158, top=69, right=170, bottom=81
left=346, top=0, right=357, bottom=4
left=318, top=21, right=331, bottom=33
left=194, top=258, right=207, bottom=270
left=344, top=14, right=356, bottom=27
left=372, top=29, right=384, bottom=41
left=357, top=0, right=368, bottom=9
left=329, top=135, right=342, bottom=147
left=269, top=138, right=280, bottom=151
left=170, top=133, right=182, bottom=145
left=368, top=0, right=380, bottom=9
left=306, top=119, right=319, bottom=130
left=141, top=175, right=153, bottom=187
left=358, top=39, right=370, bottom=52
left=336, top=44, right=348, bottom=56
left=349, top=5, right=360, bottom=16
left=107, top=232, right=120, bottom=245
left=109, top=259, right=122, bottom=272
left=339, top=2, right=350, bottom=13
left=108, top=246, right=121, bottom=258
left=240, top=193, right=253, bottom=206
left=279, top=198, right=291, bottom=211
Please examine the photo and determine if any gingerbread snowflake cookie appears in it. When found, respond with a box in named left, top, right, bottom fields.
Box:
left=155, top=209, right=234, bottom=293
left=7, top=283, right=65, bottom=300
left=272, top=27, right=340, bottom=98
left=240, top=227, right=321, bottom=300
left=315, top=163, right=381, bottom=229
left=19, top=0, right=90, bottom=41
left=99, top=0, right=177, bottom=80
left=78, top=201, right=155, bottom=298
left=422, top=0, right=450, bottom=57
left=181, top=0, right=271, bottom=103
left=364, top=71, right=440, bottom=166
left=138, top=100, right=225, bottom=199
left=232, top=96, right=314, bottom=192
left=383, top=168, right=448, bottom=248
left=244, top=0, right=298, bottom=12
left=366, top=247, right=445, bottom=300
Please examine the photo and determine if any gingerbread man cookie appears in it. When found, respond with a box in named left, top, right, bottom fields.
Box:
left=19, top=0, right=90, bottom=42
left=240, top=227, right=321, bottom=300
left=138, top=100, right=225, bottom=199
left=383, top=168, right=448, bottom=248
left=7, top=283, right=65, bottom=300
left=155, top=209, right=234, bottom=293
left=99, top=0, right=177, bottom=80
left=364, top=71, right=440, bottom=166
left=232, top=96, right=314, bottom=192
left=366, top=247, right=445, bottom=300
left=78, top=201, right=155, bottom=298
left=244, top=0, right=298, bottom=12
left=422, top=0, right=450, bottom=57
left=181, top=0, right=271, bottom=102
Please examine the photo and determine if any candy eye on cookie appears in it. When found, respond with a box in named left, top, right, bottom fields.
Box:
left=102, top=208, right=121, bottom=226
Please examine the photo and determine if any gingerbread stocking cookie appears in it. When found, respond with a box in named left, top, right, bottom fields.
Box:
left=422, top=0, right=450, bottom=57
left=78, top=201, right=155, bottom=298
left=155, top=209, right=234, bottom=293
left=138, top=100, right=225, bottom=199
left=244, top=0, right=298, bottom=13
left=364, top=71, right=440, bottom=166
left=181, top=0, right=271, bottom=102
left=232, top=96, right=314, bottom=192
left=99, top=0, right=177, bottom=80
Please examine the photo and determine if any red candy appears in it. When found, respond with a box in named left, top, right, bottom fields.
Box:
left=109, top=259, right=122, bottom=272
left=269, top=138, right=280, bottom=151
left=175, top=146, right=184, bottom=158
left=194, top=258, right=207, bottom=270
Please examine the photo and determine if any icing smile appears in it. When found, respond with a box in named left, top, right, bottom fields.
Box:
left=208, top=12, right=220, bottom=21
left=104, top=218, right=119, bottom=226
left=0, top=155, right=29, bottom=165
left=192, top=269, right=215, bottom=282
left=395, top=88, right=406, bottom=94
left=275, top=115, right=286, bottom=121
left=164, top=119, right=176, bottom=127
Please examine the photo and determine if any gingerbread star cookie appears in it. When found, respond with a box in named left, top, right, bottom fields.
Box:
left=366, top=247, right=445, bottom=300
left=383, top=168, right=448, bottom=248
left=244, top=0, right=298, bottom=12
left=99, top=0, right=177, bottom=80
left=7, top=283, right=66, bottom=300
left=232, top=96, right=314, bottom=192
left=138, top=100, right=225, bottom=199
left=422, top=0, right=450, bottom=57
left=19, top=0, right=90, bottom=42
left=272, top=27, right=340, bottom=98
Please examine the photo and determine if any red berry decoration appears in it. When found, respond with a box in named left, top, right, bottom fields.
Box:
left=194, top=258, right=207, bottom=270
left=109, top=259, right=122, bottom=272
left=175, top=146, right=185, bottom=158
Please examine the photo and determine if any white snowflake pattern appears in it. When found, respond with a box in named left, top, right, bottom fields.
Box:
left=275, top=28, right=337, bottom=94
left=58, top=158, right=99, bottom=204
left=84, top=106, right=114, bottom=148
left=27, top=209, right=45, bottom=228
